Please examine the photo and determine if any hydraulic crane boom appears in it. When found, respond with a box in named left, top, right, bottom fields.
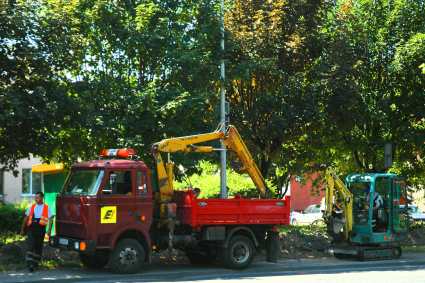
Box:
left=151, top=125, right=270, bottom=204
left=323, top=168, right=353, bottom=241
left=223, top=126, right=270, bottom=198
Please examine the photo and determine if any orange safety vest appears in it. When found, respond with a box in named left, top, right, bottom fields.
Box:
left=27, top=203, right=49, bottom=226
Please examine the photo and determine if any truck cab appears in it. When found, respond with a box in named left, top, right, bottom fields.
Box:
left=53, top=158, right=153, bottom=272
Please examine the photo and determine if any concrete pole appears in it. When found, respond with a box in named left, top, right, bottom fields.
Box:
left=219, top=0, right=227, bottom=199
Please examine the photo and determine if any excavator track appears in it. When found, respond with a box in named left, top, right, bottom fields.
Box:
left=333, top=245, right=402, bottom=261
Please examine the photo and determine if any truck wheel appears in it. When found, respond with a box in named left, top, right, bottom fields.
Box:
left=392, top=247, right=402, bottom=259
left=223, top=235, right=254, bottom=269
left=80, top=251, right=110, bottom=269
left=109, top=238, right=145, bottom=274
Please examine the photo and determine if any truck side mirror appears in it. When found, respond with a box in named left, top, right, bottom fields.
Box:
left=110, top=173, right=117, bottom=185
left=102, top=173, right=117, bottom=194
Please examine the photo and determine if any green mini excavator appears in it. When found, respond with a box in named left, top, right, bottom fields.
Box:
left=323, top=168, right=409, bottom=260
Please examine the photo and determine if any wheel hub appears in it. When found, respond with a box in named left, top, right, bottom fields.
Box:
left=119, top=247, right=138, bottom=265
left=232, top=242, right=250, bottom=264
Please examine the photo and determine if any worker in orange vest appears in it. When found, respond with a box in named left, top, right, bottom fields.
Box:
left=20, top=191, right=54, bottom=272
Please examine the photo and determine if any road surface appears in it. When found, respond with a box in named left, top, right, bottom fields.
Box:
left=2, top=253, right=425, bottom=283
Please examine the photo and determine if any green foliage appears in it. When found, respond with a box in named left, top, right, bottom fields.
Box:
left=420, top=63, right=425, bottom=74
left=0, top=203, right=25, bottom=234
left=175, top=161, right=272, bottom=198
left=0, top=0, right=424, bottom=188
left=279, top=223, right=327, bottom=237
left=0, top=232, right=24, bottom=245
left=310, top=0, right=425, bottom=186
left=224, top=0, right=331, bottom=181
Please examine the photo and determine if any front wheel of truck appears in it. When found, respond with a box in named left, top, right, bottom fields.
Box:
left=80, top=251, right=110, bottom=269
left=109, top=238, right=145, bottom=274
left=222, top=235, right=254, bottom=269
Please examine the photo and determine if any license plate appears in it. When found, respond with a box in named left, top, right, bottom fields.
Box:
left=59, top=238, right=69, bottom=246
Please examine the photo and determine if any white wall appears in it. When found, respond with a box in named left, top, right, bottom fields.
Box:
left=2, top=156, right=42, bottom=204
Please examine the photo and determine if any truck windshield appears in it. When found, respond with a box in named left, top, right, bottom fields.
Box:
left=63, top=170, right=104, bottom=195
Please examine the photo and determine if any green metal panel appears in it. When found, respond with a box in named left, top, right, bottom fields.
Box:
left=43, top=172, right=66, bottom=235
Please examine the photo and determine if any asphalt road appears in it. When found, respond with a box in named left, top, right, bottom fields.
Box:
left=3, top=253, right=425, bottom=283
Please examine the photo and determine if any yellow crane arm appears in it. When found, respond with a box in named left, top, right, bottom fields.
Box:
left=223, top=126, right=270, bottom=198
left=154, top=131, right=225, bottom=153
left=151, top=125, right=270, bottom=203
left=152, top=130, right=224, bottom=202
left=324, top=168, right=353, bottom=240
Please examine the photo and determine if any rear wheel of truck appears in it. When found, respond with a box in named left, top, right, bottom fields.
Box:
left=222, top=235, right=254, bottom=269
left=109, top=238, right=145, bottom=274
left=80, top=251, right=110, bottom=269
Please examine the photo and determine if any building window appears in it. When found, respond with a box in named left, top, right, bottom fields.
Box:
left=22, top=169, right=31, bottom=194
left=0, top=170, right=3, bottom=196
left=22, top=168, right=43, bottom=195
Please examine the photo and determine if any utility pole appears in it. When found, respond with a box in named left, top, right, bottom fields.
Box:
left=219, top=0, right=227, bottom=199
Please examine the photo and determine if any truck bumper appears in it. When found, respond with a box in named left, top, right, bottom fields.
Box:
left=50, top=235, right=96, bottom=253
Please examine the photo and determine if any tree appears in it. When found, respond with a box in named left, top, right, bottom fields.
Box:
left=1, top=0, right=223, bottom=173
left=313, top=0, right=425, bottom=184
left=0, top=1, right=74, bottom=172
left=224, top=0, right=331, bottom=181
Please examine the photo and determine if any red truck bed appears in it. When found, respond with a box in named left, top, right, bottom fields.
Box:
left=174, top=191, right=290, bottom=228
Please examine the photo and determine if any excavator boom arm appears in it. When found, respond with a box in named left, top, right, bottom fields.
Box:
left=324, top=168, right=353, bottom=240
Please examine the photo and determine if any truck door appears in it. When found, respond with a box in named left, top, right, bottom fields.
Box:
left=134, top=169, right=153, bottom=230
left=96, top=169, right=136, bottom=248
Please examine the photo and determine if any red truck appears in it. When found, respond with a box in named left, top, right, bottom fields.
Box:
left=51, top=126, right=290, bottom=273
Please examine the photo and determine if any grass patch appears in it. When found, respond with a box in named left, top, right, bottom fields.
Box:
left=0, top=232, right=25, bottom=245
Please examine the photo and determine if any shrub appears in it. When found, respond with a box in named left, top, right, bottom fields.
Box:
left=0, top=203, right=25, bottom=234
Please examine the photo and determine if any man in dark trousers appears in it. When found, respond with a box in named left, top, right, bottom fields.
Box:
left=20, top=191, right=54, bottom=272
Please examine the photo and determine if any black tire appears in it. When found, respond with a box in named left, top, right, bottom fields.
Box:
left=334, top=253, right=346, bottom=259
left=79, top=251, right=110, bottom=269
left=222, top=235, right=255, bottom=269
left=186, top=248, right=216, bottom=265
left=392, top=247, right=402, bottom=259
left=109, top=238, right=145, bottom=274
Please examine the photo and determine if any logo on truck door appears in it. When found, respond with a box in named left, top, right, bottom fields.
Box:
left=101, top=206, right=117, bottom=224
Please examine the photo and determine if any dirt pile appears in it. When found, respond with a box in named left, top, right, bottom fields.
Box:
left=402, top=225, right=425, bottom=246
left=279, top=226, right=331, bottom=258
